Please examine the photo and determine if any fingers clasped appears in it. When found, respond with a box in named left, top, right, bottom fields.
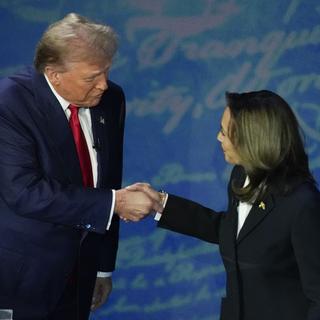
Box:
left=115, top=183, right=164, bottom=223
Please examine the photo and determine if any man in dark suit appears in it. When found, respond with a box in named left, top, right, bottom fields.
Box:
left=0, top=13, right=161, bottom=320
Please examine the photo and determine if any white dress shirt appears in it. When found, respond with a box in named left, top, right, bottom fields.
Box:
left=236, top=176, right=252, bottom=236
left=45, top=75, right=113, bottom=277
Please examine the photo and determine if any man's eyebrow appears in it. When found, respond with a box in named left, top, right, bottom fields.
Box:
left=85, top=66, right=111, bottom=78
left=85, top=71, right=102, bottom=78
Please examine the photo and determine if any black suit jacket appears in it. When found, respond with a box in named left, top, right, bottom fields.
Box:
left=158, top=166, right=320, bottom=320
left=0, top=67, right=125, bottom=319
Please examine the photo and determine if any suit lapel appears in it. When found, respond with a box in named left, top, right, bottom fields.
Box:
left=237, top=194, right=275, bottom=244
left=223, top=166, right=246, bottom=258
left=90, top=105, right=110, bottom=187
left=31, top=71, right=83, bottom=185
left=230, top=166, right=246, bottom=237
left=228, top=197, right=240, bottom=250
left=229, top=166, right=276, bottom=244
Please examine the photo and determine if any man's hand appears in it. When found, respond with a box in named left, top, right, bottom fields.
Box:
left=91, top=277, right=112, bottom=311
left=125, top=183, right=162, bottom=201
left=115, top=183, right=163, bottom=222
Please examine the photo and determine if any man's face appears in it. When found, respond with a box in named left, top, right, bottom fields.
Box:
left=47, top=60, right=112, bottom=107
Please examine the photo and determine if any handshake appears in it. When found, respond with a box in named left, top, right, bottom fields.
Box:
left=114, top=183, right=164, bottom=222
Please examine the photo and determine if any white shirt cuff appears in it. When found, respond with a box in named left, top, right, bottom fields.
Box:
left=106, top=190, right=116, bottom=230
left=154, top=192, right=168, bottom=221
left=97, top=271, right=112, bottom=278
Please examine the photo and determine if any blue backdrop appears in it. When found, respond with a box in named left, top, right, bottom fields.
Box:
left=0, top=1, right=319, bottom=319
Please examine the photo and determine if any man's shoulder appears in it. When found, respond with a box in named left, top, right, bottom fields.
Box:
left=100, top=80, right=125, bottom=109
left=0, top=66, right=35, bottom=97
left=106, top=80, right=124, bottom=96
left=0, top=67, right=43, bottom=119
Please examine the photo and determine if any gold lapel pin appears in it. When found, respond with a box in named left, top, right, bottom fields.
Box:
left=258, top=201, right=266, bottom=210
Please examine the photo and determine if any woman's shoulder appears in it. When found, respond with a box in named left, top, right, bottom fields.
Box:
left=287, top=182, right=320, bottom=230
left=282, top=179, right=320, bottom=205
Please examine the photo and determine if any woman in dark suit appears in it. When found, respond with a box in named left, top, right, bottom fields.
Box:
left=131, top=90, right=320, bottom=320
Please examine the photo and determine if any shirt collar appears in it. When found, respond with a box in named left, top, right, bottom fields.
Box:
left=44, top=73, right=70, bottom=112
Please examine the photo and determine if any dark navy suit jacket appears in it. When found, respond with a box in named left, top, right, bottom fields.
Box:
left=158, top=166, right=320, bottom=320
left=0, top=67, right=125, bottom=318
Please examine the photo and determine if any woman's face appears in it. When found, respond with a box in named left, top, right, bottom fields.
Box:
left=217, top=107, right=242, bottom=165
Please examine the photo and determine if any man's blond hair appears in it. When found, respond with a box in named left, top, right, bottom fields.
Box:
left=34, top=13, right=118, bottom=72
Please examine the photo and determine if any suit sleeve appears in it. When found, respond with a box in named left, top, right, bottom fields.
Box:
left=0, top=104, right=111, bottom=234
left=158, top=194, right=225, bottom=244
left=157, top=166, right=241, bottom=244
left=291, top=189, right=320, bottom=319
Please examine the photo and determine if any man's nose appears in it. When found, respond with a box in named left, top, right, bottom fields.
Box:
left=96, top=74, right=108, bottom=91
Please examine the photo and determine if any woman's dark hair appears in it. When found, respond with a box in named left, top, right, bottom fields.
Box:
left=226, top=90, right=315, bottom=203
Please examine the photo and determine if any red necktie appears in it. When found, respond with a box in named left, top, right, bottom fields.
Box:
left=68, top=104, right=94, bottom=187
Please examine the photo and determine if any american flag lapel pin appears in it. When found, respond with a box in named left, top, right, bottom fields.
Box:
left=99, top=116, right=105, bottom=125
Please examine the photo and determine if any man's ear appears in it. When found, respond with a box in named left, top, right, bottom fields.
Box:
left=44, top=66, right=61, bottom=86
